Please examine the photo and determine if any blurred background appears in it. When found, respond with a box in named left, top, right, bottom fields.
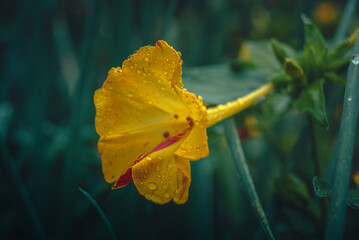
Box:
left=1, top=0, right=358, bottom=239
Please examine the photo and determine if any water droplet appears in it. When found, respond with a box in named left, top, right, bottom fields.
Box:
left=161, top=86, right=165, bottom=90
left=128, top=92, right=133, bottom=97
left=163, top=70, right=168, bottom=75
left=148, top=100, right=152, bottom=104
left=175, top=189, right=181, bottom=194
left=145, top=156, right=152, bottom=161
left=147, top=182, right=157, bottom=191
left=163, top=192, right=171, bottom=199
left=142, top=73, right=146, bottom=76
left=348, top=96, right=352, bottom=101
left=158, top=156, right=163, bottom=160
left=172, top=60, right=176, bottom=65
left=198, top=95, right=203, bottom=101
left=166, top=58, right=170, bottom=62
left=137, top=69, right=141, bottom=74
left=144, top=57, right=149, bottom=61
left=352, top=54, right=359, bottom=65
left=158, top=79, right=162, bottom=84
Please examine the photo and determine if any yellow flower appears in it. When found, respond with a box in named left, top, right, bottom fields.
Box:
left=94, top=40, right=274, bottom=204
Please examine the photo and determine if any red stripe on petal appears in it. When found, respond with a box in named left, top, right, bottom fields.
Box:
left=112, top=127, right=192, bottom=189
left=112, top=167, right=133, bottom=189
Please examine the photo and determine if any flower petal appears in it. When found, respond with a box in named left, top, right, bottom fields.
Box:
left=98, top=122, right=189, bottom=183
left=174, top=90, right=209, bottom=160
left=94, top=68, right=189, bottom=137
left=122, top=40, right=183, bottom=89
left=132, top=142, right=191, bottom=205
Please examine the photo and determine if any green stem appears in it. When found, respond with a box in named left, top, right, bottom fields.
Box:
left=223, top=118, right=275, bottom=240
left=308, top=117, right=329, bottom=228
left=79, top=188, right=117, bottom=240
left=324, top=33, right=359, bottom=240
left=333, top=0, right=358, bottom=43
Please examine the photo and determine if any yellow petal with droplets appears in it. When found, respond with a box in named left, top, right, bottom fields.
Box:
left=132, top=142, right=191, bottom=205
left=95, top=68, right=192, bottom=183
left=174, top=89, right=209, bottom=160
left=122, top=40, right=183, bottom=89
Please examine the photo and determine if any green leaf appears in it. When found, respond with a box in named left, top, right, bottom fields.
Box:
left=312, top=177, right=359, bottom=210
left=183, top=64, right=267, bottom=104
left=230, top=59, right=256, bottom=72
left=324, top=72, right=346, bottom=86
left=301, top=15, right=326, bottom=57
left=300, top=15, right=327, bottom=78
left=312, top=176, right=331, bottom=198
left=270, top=38, right=288, bottom=64
left=275, top=172, right=312, bottom=209
left=348, top=189, right=359, bottom=210
left=293, top=80, right=329, bottom=128
left=270, top=71, right=292, bottom=88
left=246, top=40, right=298, bottom=75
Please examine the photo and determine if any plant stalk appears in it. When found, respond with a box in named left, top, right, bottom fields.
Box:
left=207, top=83, right=274, bottom=127
left=324, top=33, right=359, bottom=240
left=223, top=117, right=275, bottom=240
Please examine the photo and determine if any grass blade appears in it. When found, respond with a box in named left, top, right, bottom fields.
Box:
left=0, top=135, right=47, bottom=240
left=223, top=117, right=275, bottom=240
left=333, top=0, right=358, bottom=43
left=79, top=188, right=117, bottom=240
left=324, top=33, right=359, bottom=240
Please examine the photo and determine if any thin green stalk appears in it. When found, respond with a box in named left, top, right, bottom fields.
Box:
left=324, top=33, right=359, bottom=240
left=0, top=136, right=47, bottom=240
left=79, top=188, right=117, bottom=240
left=308, top=117, right=329, bottom=227
left=223, top=118, right=275, bottom=240
left=333, top=0, right=358, bottom=43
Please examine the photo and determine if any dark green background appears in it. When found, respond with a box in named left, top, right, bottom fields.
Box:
left=1, top=0, right=358, bottom=239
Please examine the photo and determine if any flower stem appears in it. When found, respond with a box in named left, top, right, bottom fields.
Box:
left=223, top=117, right=275, bottom=240
left=207, top=83, right=274, bottom=127
left=324, top=32, right=359, bottom=240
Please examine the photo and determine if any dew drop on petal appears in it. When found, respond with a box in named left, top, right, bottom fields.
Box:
left=163, top=70, right=168, bottom=75
left=144, top=57, right=149, bottom=61
left=128, top=92, right=133, bottom=97
left=163, top=192, right=171, bottom=199
left=348, top=96, right=353, bottom=102
left=147, top=182, right=158, bottom=191
left=158, top=156, right=163, bottom=160
left=145, top=156, right=152, bottom=161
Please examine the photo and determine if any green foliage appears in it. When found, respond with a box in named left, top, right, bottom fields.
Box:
left=269, top=16, right=355, bottom=128
left=293, top=80, right=328, bottom=128
left=313, top=177, right=359, bottom=210
left=1, top=1, right=359, bottom=240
